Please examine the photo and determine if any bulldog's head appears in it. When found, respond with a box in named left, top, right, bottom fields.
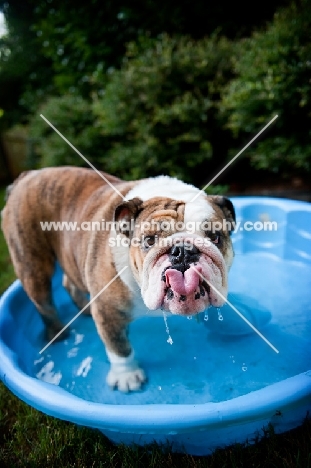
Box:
left=113, top=186, right=235, bottom=316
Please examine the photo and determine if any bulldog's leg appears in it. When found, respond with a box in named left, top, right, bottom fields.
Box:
left=62, top=273, right=91, bottom=315
left=35, top=293, right=68, bottom=342
left=91, top=300, right=146, bottom=392
left=21, top=270, right=67, bottom=342
left=6, top=243, right=67, bottom=342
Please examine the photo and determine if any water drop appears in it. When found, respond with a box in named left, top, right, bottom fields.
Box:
left=242, top=366, right=247, bottom=372
left=217, top=308, right=223, bottom=321
left=167, top=336, right=173, bottom=345
left=204, top=310, right=209, bottom=321
left=162, top=311, right=173, bottom=345
left=187, top=316, right=192, bottom=320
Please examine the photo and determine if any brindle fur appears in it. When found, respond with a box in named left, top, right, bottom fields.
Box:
left=1, top=167, right=137, bottom=355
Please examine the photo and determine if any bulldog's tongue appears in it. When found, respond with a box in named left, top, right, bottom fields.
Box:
left=165, top=265, right=202, bottom=295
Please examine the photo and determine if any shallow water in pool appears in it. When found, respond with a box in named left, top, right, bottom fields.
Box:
left=32, top=253, right=311, bottom=405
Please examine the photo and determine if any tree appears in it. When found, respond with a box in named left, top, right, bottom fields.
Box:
left=0, top=1, right=53, bottom=128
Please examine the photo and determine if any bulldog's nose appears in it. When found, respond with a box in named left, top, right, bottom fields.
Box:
left=169, top=242, right=200, bottom=267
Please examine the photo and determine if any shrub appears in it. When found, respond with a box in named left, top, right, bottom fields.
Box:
left=28, top=35, right=236, bottom=185
left=92, top=34, right=236, bottom=183
left=28, top=95, right=106, bottom=168
left=221, top=0, right=311, bottom=175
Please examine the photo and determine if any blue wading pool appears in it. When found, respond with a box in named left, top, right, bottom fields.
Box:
left=0, top=197, right=310, bottom=455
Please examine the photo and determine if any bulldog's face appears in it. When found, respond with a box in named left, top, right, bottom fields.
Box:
left=114, top=194, right=235, bottom=316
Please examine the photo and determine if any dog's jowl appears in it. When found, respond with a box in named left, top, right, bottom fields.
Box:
left=1, top=167, right=235, bottom=392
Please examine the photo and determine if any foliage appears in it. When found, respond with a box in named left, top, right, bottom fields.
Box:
left=0, top=2, right=53, bottom=128
left=91, top=34, right=236, bottom=183
left=1, top=0, right=309, bottom=180
left=28, top=95, right=106, bottom=168
left=0, top=0, right=291, bottom=128
left=0, top=187, right=15, bottom=293
left=27, top=35, right=236, bottom=184
left=221, top=0, right=311, bottom=175
left=29, top=0, right=291, bottom=98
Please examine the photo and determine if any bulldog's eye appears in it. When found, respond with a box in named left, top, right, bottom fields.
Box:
left=207, top=232, right=221, bottom=244
left=143, top=235, right=157, bottom=249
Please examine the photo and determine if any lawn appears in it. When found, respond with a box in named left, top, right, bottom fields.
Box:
left=0, top=185, right=310, bottom=467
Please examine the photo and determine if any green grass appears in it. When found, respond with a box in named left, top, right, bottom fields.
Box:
left=0, top=188, right=15, bottom=295
left=0, top=185, right=311, bottom=466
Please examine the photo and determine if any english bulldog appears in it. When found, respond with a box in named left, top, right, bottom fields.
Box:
left=1, top=166, right=235, bottom=392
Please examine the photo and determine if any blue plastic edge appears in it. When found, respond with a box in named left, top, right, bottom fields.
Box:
left=229, top=196, right=311, bottom=212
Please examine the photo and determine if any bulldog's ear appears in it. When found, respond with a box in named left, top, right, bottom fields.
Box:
left=114, top=197, right=143, bottom=236
left=208, top=195, right=236, bottom=234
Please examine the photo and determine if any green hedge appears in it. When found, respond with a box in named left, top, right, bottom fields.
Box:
left=92, top=34, right=236, bottom=183
left=29, top=34, right=236, bottom=184
left=221, top=0, right=311, bottom=175
left=28, top=95, right=106, bottom=168
left=28, top=2, right=311, bottom=182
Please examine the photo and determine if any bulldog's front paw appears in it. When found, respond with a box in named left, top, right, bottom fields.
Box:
left=107, top=367, right=146, bottom=392
left=106, top=349, right=146, bottom=392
